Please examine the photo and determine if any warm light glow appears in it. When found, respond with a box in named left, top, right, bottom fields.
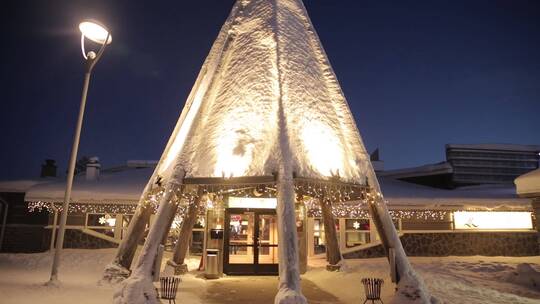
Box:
left=172, top=219, right=181, bottom=229
left=301, top=119, right=344, bottom=177
left=454, top=211, right=533, bottom=230
left=98, top=215, right=116, bottom=227
left=228, top=197, right=277, bottom=209
left=213, top=130, right=254, bottom=178
left=79, top=21, right=111, bottom=44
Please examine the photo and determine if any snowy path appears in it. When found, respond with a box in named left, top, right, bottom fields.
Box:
left=205, top=276, right=343, bottom=304
left=1, top=249, right=539, bottom=304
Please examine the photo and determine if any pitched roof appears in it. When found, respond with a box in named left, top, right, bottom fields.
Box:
left=25, top=166, right=152, bottom=204
left=148, top=0, right=374, bottom=186
left=446, top=143, right=540, bottom=153
left=0, top=179, right=56, bottom=193
left=23, top=163, right=528, bottom=210
left=380, top=177, right=528, bottom=209
left=515, top=169, right=540, bottom=197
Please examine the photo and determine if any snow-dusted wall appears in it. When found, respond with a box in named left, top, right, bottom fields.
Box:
left=153, top=0, right=371, bottom=184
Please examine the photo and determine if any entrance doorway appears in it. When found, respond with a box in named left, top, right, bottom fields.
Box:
left=224, top=208, right=278, bottom=275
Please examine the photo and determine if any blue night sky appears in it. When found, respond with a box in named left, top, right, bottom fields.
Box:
left=1, top=0, right=538, bottom=180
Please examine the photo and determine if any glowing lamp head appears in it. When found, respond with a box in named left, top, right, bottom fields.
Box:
left=79, top=21, right=112, bottom=45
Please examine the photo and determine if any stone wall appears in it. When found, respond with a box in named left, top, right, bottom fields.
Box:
left=343, top=232, right=540, bottom=259
left=62, top=229, right=118, bottom=249
left=401, top=232, right=539, bottom=256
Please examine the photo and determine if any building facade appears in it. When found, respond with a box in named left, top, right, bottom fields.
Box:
left=0, top=159, right=534, bottom=278
left=447, top=144, right=540, bottom=185
left=383, top=144, right=540, bottom=188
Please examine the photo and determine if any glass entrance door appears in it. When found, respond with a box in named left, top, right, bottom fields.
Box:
left=224, top=209, right=278, bottom=275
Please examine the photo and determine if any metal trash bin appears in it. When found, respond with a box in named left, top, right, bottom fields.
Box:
left=205, top=249, right=219, bottom=279
left=159, top=276, right=181, bottom=304
left=361, top=277, right=384, bottom=304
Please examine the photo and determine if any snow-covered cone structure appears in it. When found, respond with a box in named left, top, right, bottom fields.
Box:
left=111, top=0, right=432, bottom=303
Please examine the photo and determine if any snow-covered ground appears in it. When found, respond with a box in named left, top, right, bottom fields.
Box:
left=306, top=256, right=540, bottom=304
left=0, top=249, right=206, bottom=304
left=1, top=249, right=539, bottom=304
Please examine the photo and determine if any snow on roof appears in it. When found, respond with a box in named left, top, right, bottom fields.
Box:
left=380, top=162, right=452, bottom=179
left=148, top=0, right=374, bottom=185
left=446, top=143, right=540, bottom=153
left=515, top=169, right=540, bottom=197
left=379, top=177, right=529, bottom=210
left=0, top=179, right=56, bottom=193
left=25, top=166, right=153, bottom=204
left=22, top=164, right=529, bottom=210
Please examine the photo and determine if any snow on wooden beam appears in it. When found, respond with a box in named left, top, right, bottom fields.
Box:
left=183, top=175, right=276, bottom=185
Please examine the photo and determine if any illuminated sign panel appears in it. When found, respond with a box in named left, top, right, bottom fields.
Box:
left=453, top=211, right=533, bottom=230
left=228, top=197, right=277, bottom=209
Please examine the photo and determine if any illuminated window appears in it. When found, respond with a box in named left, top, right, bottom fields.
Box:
left=453, top=211, right=533, bottom=230
left=313, top=218, right=340, bottom=254
left=345, top=219, right=370, bottom=248
left=313, top=218, right=325, bottom=254
left=86, top=213, right=118, bottom=238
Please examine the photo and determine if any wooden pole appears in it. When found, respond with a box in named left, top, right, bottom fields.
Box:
left=161, top=203, right=179, bottom=246
left=169, top=187, right=204, bottom=273
left=275, top=171, right=306, bottom=303
left=114, top=168, right=185, bottom=303
left=319, top=196, right=341, bottom=267
left=102, top=203, right=153, bottom=281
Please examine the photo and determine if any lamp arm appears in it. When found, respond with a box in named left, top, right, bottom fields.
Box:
left=85, top=32, right=110, bottom=73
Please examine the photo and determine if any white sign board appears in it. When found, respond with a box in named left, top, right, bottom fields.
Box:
left=228, top=197, right=277, bottom=209
left=453, top=211, right=533, bottom=230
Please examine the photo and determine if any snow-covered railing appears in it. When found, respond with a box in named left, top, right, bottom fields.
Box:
left=341, top=233, right=405, bottom=255
left=80, top=228, right=121, bottom=244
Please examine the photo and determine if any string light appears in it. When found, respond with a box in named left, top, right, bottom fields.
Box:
left=28, top=179, right=515, bottom=223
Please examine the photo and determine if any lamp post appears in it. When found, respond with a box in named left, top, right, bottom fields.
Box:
left=48, top=20, right=112, bottom=284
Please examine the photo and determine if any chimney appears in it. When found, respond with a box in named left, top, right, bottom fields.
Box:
left=370, top=149, right=385, bottom=172
left=40, top=159, right=57, bottom=177
left=85, top=157, right=101, bottom=181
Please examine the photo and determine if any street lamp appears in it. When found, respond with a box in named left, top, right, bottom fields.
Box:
left=48, top=20, right=111, bottom=284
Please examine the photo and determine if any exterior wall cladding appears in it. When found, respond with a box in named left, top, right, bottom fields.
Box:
left=344, top=232, right=540, bottom=258
left=0, top=192, right=49, bottom=253
left=446, top=146, right=540, bottom=185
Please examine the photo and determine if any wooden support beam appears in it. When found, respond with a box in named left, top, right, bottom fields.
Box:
left=161, top=203, right=180, bottom=246
left=169, top=187, right=204, bottom=273
left=275, top=171, right=306, bottom=303
left=102, top=203, right=153, bottom=281
left=319, top=196, right=341, bottom=267
left=114, top=168, right=185, bottom=302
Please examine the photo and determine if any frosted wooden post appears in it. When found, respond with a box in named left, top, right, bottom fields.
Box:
left=168, top=187, right=204, bottom=274
left=296, top=201, right=308, bottom=274
left=160, top=203, right=180, bottom=245
left=113, top=168, right=185, bottom=304
left=103, top=203, right=153, bottom=281
left=319, top=197, right=341, bottom=268
left=275, top=172, right=307, bottom=304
